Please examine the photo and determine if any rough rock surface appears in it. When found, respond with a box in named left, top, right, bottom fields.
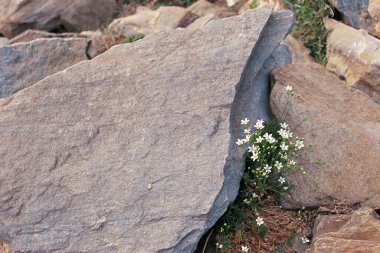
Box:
left=325, top=18, right=380, bottom=103
left=0, top=0, right=116, bottom=38
left=108, top=6, right=189, bottom=38
left=188, top=0, right=234, bottom=18
left=270, top=63, right=380, bottom=208
left=328, top=0, right=380, bottom=38
left=306, top=208, right=380, bottom=252
left=0, top=8, right=294, bottom=253
left=0, top=38, right=88, bottom=98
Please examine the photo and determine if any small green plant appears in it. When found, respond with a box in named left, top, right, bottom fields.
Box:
left=248, top=0, right=258, bottom=9
left=215, top=85, right=310, bottom=252
left=153, top=0, right=195, bottom=9
left=122, top=33, right=145, bottom=44
left=285, top=0, right=334, bottom=65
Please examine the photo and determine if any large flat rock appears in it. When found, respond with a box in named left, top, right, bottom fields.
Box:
left=0, top=38, right=89, bottom=98
left=270, top=63, right=380, bottom=208
left=0, top=7, right=294, bottom=253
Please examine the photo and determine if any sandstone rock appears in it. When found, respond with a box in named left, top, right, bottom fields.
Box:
left=226, top=0, right=242, bottom=7
left=328, top=0, right=380, bottom=38
left=270, top=63, right=380, bottom=208
left=108, top=6, right=189, bottom=38
left=0, top=38, right=88, bottom=98
left=282, top=35, right=314, bottom=63
left=86, top=33, right=125, bottom=59
left=8, top=30, right=86, bottom=44
left=239, top=0, right=284, bottom=14
left=187, top=14, right=217, bottom=30
left=188, top=0, right=233, bottom=18
left=306, top=207, right=380, bottom=252
left=0, top=7, right=294, bottom=253
left=0, top=0, right=116, bottom=38
left=369, top=0, right=380, bottom=37
left=256, top=0, right=284, bottom=10
left=325, top=18, right=380, bottom=104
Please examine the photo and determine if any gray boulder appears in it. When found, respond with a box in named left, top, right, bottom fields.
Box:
left=0, top=7, right=294, bottom=253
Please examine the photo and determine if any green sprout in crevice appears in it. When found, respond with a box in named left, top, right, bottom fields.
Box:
left=123, top=33, right=145, bottom=44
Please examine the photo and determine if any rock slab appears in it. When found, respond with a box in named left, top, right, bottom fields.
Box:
left=0, top=38, right=89, bottom=98
left=270, top=63, right=380, bottom=208
left=325, top=18, right=380, bottom=104
left=0, top=7, right=294, bottom=253
left=0, top=0, right=116, bottom=38
left=307, top=207, right=380, bottom=252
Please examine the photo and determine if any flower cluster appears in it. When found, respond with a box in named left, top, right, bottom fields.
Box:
left=237, top=116, right=305, bottom=199
left=236, top=86, right=306, bottom=237
left=216, top=85, right=309, bottom=252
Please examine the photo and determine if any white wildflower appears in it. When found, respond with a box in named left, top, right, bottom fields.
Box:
left=216, top=243, right=224, bottom=249
left=280, top=122, right=288, bottom=129
left=279, top=177, right=286, bottom=184
left=281, top=154, right=288, bottom=160
left=268, top=135, right=276, bottom=144
left=280, top=143, right=288, bottom=151
left=285, top=85, right=293, bottom=91
left=275, top=161, right=283, bottom=171
left=236, top=139, right=244, bottom=146
left=264, top=164, right=272, bottom=174
left=249, top=145, right=259, bottom=153
left=251, top=152, right=259, bottom=161
left=256, top=216, right=264, bottom=226
left=241, top=118, right=249, bottom=125
left=283, top=186, right=289, bottom=190
left=263, top=133, right=274, bottom=142
left=254, top=119, right=265, bottom=130
left=256, top=136, right=263, bottom=143
left=241, top=245, right=249, bottom=252
left=300, top=236, right=310, bottom=244
left=252, top=193, right=259, bottom=198
left=289, top=160, right=296, bottom=166
left=277, top=128, right=289, bottom=139
left=244, top=128, right=251, bottom=134
left=295, top=140, right=304, bottom=150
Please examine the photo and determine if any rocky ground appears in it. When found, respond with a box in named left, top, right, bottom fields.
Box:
left=0, top=0, right=379, bottom=252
